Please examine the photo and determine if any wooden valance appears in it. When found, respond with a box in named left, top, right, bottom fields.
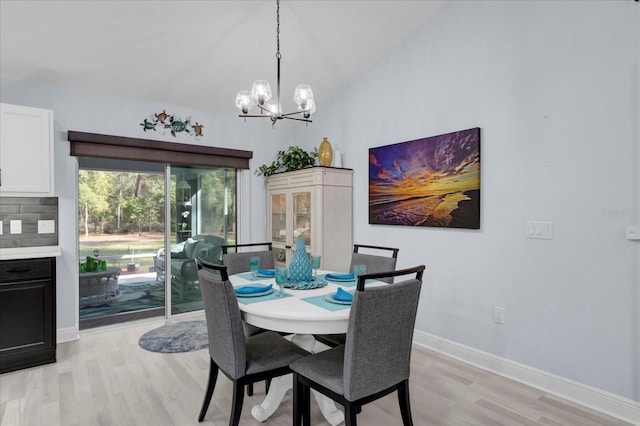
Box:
left=67, top=131, right=252, bottom=169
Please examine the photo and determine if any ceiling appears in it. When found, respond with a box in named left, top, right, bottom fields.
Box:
left=0, top=0, right=446, bottom=117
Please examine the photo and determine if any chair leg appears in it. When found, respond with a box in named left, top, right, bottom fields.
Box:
left=301, top=381, right=310, bottom=425
left=293, top=373, right=310, bottom=426
left=246, top=380, right=270, bottom=396
left=397, top=379, right=413, bottom=426
left=344, top=402, right=358, bottom=426
left=293, top=373, right=302, bottom=426
left=230, top=381, right=245, bottom=426
left=198, top=358, right=219, bottom=422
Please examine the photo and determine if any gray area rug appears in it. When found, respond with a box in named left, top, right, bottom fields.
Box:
left=138, top=320, right=208, bottom=353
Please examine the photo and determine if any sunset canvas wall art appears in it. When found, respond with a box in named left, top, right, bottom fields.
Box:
left=369, top=127, right=480, bottom=229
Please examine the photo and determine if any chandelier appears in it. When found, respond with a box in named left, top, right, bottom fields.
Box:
left=235, top=0, right=315, bottom=125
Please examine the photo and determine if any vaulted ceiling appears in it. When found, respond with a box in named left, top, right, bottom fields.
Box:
left=0, top=0, right=446, bottom=116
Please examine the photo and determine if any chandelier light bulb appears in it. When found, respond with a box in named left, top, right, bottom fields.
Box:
left=298, top=98, right=316, bottom=118
left=251, top=80, right=272, bottom=106
left=294, top=84, right=314, bottom=106
left=235, top=91, right=256, bottom=114
left=265, top=99, right=281, bottom=116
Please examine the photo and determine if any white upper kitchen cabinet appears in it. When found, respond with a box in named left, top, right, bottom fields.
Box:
left=0, top=103, right=54, bottom=196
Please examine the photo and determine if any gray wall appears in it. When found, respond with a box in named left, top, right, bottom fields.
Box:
left=298, top=1, right=640, bottom=402
left=1, top=0, right=638, bottom=405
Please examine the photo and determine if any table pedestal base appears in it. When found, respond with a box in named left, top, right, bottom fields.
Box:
left=250, top=334, right=344, bottom=425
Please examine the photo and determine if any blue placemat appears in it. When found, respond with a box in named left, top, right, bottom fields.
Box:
left=236, top=290, right=293, bottom=304
left=236, top=272, right=273, bottom=282
left=301, top=291, right=355, bottom=311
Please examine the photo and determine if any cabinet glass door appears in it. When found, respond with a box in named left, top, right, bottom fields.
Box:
left=293, top=191, right=311, bottom=246
left=271, top=193, right=287, bottom=244
left=271, top=192, right=288, bottom=266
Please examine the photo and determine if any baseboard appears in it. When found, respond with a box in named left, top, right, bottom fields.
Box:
left=57, top=326, right=79, bottom=343
left=413, top=330, right=640, bottom=425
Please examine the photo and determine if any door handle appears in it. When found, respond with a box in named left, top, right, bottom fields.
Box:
left=7, top=268, right=32, bottom=274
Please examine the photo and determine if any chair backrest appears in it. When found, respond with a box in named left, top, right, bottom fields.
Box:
left=343, top=265, right=425, bottom=401
left=349, top=244, right=400, bottom=284
left=196, top=262, right=247, bottom=380
left=353, top=244, right=399, bottom=258
left=221, top=242, right=275, bottom=275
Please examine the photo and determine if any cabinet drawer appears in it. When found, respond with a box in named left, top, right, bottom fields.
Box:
left=0, top=258, right=53, bottom=283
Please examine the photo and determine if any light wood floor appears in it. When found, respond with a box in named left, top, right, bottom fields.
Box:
left=0, top=314, right=632, bottom=426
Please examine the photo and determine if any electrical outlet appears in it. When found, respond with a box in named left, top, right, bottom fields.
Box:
left=10, top=220, right=22, bottom=234
left=38, top=220, right=55, bottom=234
left=494, top=306, right=505, bottom=324
left=625, top=225, right=640, bottom=240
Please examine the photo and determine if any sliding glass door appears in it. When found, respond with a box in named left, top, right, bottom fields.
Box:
left=78, top=159, right=166, bottom=329
left=168, top=166, right=237, bottom=314
left=78, top=158, right=237, bottom=328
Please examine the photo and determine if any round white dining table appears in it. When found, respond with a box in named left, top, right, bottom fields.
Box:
left=229, top=270, right=360, bottom=426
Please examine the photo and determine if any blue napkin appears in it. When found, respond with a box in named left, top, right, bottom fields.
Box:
left=258, top=269, right=275, bottom=276
left=235, top=284, right=272, bottom=295
left=333, top=287, right=353, bottom=302
left=326, top=273, right=355, bottom=280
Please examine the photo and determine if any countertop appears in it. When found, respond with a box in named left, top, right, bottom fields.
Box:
left=0, top=246, right=61, bottom=261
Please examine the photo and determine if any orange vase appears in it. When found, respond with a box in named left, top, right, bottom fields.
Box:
left=318, top=137, right=333, bottom=166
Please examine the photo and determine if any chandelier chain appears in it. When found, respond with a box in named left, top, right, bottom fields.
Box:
left=276, top=0, right=281, bottom=59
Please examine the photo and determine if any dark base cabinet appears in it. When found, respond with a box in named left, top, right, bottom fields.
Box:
left=0, top=257, right=56, bottom=374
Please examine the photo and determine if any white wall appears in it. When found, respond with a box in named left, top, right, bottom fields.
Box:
left=299, top=1, right=640, bottom=402
left=0, top=80, right=304, bottom=336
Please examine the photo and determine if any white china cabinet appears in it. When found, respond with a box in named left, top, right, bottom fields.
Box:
left=267, top=167, right=353, bottom=273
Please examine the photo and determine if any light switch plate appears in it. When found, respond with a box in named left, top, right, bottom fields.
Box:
left=526, top=221, right=553, bottom=240
left=10, top=220, right=22, bottom=234
left=38, top=220, right=56, bottom=234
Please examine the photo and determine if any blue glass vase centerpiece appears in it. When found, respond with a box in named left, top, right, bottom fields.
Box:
left=288, top=237, right=312, bottom=284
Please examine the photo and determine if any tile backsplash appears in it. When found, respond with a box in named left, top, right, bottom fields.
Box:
left=0, top=197, right=58, bottom=249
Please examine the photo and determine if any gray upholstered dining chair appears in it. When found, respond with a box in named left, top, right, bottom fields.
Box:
left=195, top=262, right=308, bottom=425
left=291, top=265, right=424, bottom=426
left=349, top=244, right=399, bottom=284
left=221, top=242, right=277, bottom=396
left=221, top=242, right=275, bottom=279
left=315, top=243, right=400, bottom=348
left=222, top=243, right=275, bottom=334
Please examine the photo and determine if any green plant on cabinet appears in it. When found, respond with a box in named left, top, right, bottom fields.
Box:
left=255, top=146, right=318, bottom=181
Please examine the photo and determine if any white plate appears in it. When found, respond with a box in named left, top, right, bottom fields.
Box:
left=235, top=287, right=274, bottom=298
left=324, top=274, right=355, bottom=283
left=257, top=273, right=275, bottom=278
left=324, top=293, right=352, bottom=305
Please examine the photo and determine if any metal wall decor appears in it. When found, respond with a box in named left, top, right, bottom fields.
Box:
left=140, top=110, right=204, bottom=139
